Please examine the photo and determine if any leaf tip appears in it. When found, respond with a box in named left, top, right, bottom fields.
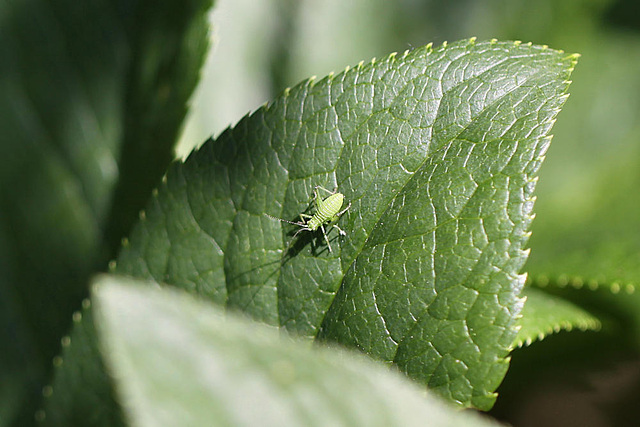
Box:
left=532, top=274, right=549, bottom=287
left=586, top=279, right=599, bottom=290
left=571, top=277, right=584, bottom=289
left=52, top=354, right=62, bottom=367
left=563, top=53, right=581, bottom=75
left=609, top=282, right=622, bottom=294
left=557, top=274, right=569, bottom=287
left=307, top=75, right=318, bottom=89
left=35, top=409, right=46, bottom=423
left=42, top=385, right=53, bottom=398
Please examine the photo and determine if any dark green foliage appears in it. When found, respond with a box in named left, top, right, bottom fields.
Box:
left=0, top=0, right=212, bottom=424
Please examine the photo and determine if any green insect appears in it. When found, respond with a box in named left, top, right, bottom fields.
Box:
left=267, top=186, right=351, bottom=253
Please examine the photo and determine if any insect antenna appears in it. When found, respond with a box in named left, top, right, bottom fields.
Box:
left=265, top=214, right=309, bottom=262
left=265, top=213, right=302, bottom=226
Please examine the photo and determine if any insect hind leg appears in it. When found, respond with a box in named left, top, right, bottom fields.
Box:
left=319, top=224, right=333, bottom=253
left=337, top=201, right=351, bottom=217
left=331, top=224, right=347, bottom=236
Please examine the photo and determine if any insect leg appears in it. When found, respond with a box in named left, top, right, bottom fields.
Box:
left=325, top=201, right=351, bottom=234
left=275, top=225, right=310, bottom=262
left=315, top=185, right=337, bottom=196
left=312, top=186, right=325, bottom=210
left=299, top=213, right=313, bottom=226
left=320, top=224, right=333, bottom=253
left=332, top=224, right=347, bottom=236
left=336, top=201, right=351, bottom=217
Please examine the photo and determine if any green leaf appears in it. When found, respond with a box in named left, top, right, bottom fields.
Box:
left=39, top=301, right=126, bottom=427
left=0, top=1, right=125, bottom=422
left=514, top=286, right=602, bottom=348
left=113, top=39, right=576, bottom=409
left=92, top=274, right=502, bottom=427
left=0, top=0, right=212, bottom=424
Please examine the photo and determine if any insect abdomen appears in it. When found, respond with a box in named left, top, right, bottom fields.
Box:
left=308, top=193, right=344, bottom=231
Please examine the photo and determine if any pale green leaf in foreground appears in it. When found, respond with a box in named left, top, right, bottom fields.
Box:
left=92, top=275, right=502, bottom=427
left=113, top=39, right=576, bottom=409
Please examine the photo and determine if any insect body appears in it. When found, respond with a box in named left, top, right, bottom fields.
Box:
left=267, top=186, right=351, bottom=253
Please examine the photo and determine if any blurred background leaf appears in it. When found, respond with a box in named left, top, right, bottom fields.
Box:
left=0, top=0, right=212, bottom=425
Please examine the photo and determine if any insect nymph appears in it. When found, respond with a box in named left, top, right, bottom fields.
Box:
left=267, top=186, right=351, bottom=253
